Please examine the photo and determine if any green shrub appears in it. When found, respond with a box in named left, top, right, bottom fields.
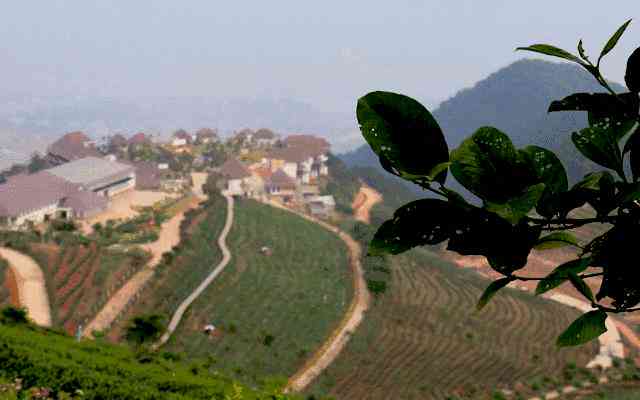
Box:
left=0, top=307, right=29, bottom=325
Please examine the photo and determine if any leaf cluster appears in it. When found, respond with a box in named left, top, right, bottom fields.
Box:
left=357, top=20, right=640, bottom=346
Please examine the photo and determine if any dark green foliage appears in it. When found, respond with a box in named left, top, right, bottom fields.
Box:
left=50, top=219, right=77, bottom=232
left=366, top=280, right=387, bottom=295
left=477, top=277, right=515, bottom=310
left=357, top=20, right=640, bottom=346
left=0, top=307, right=29, bottom=325
left=357, top=91, right=449, bottom=183
left=27, top=152, right=50, bottom=174
left=556, top=310, right=607, bottom=347
left=625, top=47, right=640, bottom=93
left=124, top=314, right=166, bottom=347
left=0, top=324, right=299, bottom=399
left=322, top=153, right=360, bottom=214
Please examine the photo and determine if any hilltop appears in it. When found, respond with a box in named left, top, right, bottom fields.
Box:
left=342, top=59, right=626, bottom=185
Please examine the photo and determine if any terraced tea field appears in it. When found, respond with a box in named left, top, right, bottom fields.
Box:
left=24, top=243, right=148, bottom=333
left=139, top=199, right=352, bottom=386
left=307, top=248, right=597, bottom=400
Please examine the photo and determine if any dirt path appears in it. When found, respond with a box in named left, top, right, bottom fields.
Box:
left=0, top=247, right=52, bottom=327
left=261, top=199, right=371, bottom=392
left=154, top=194, right=234, bottom=348
left=83, top=196, right=202, bottom=337
left=352, top=185, right=382, bottom=224
left=615, top=321, right=640, bottom=360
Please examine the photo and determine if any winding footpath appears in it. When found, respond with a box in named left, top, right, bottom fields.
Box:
left=83, top=196, right=202, bottom=337
left=353, top=185, right=382, bottom=224
left=155, top=194, right=234, bottom=348
left=266, top=190, right=374, bottom=393
left=0, top=247, right=52, bottom=327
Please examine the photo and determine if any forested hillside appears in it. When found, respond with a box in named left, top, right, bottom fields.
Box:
left=341, top=59, right=626, bottom=186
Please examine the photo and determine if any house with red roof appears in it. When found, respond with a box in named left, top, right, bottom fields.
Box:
left=46, top=132, right=101, bottom=166
left=262, top=134, right=330, bottom=184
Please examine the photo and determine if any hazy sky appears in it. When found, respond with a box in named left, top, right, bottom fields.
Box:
left=1, top=1, right=638, bottom=112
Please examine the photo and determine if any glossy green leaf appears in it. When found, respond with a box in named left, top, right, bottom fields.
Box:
left=578, top=39, right=589, bottom=62
left=427, top=162, right=451, bottom=182
left=357, top=91, right=449, bottom=183
left=626, top=47, right=640, bottom=93
left=450, top=127, right=534, bottom=203
left=519, top=146, right=568, bottom=218
left=516, top=44, right=585, bottom=65
left=536, top=258, right=591, bottom=295
left=557, top=310, right=608, bottom=347
left=568, top=273, right=595, bottom=302
left=477, top=277, right=515, bottom=310
left=485, top=183, right=545, bottom=225
left=599, top=19, right=632, bottom=64
left=623, top=126, right=640, bottom=181
left=446, top=212, right=540, bottom=275
left=369, top=199, right=455, bottom=256
left=572, top=126, right=623, bottom=174
left=534, top=232, right=580, bottom=250
left=573, top=171, right=617, bottom=217
left=549, top=93, right=638, bottom=133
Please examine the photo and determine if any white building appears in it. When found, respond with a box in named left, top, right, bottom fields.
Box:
left=219, top=157, right=253, bottom=196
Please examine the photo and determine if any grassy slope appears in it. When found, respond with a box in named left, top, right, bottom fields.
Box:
left=163, top=199, right=351, bottom=386
left=110, top=200, right=227, bottom=338
left=307, top=248, right=598, bottom=400
left=0, top=324, right=298, bottom=400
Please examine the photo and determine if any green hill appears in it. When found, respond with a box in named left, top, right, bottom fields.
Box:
left=112, top=198, right=351, bottom=388
left=0, top=323, right=298, bottom=399
left=341, top=59, right=626, bottom=187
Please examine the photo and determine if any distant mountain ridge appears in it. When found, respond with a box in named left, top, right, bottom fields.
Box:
left=0, top=96, right=362, bottom=154
left=342, top=59, right=626, bottom=186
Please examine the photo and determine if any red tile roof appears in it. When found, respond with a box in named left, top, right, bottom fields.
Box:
left=129, top=132, right=149, bottom=145
left=266, top=147, right=312, bottom=163
left=47, top=132, right=101, bottom=162
left=285, top=135, right=330, bottom=153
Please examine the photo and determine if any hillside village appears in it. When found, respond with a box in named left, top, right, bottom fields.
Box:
left=0, top=128, right=336, bottom=230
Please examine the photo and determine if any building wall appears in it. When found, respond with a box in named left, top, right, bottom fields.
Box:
left=269, top=159, right=286, bottom=171
left=282, top=163, right=297, bottom=179
left=244, top=176, right=264, bottom=196
left=172, top=138, right=187, bottom=147
left=226, top=179, right=245, bottom=196
left=12, top=203, right=60, bottom=228
left=90, top=173, right=136, bottom=197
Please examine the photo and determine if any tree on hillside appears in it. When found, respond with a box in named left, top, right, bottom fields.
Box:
left=0, top=306, right=29, bottom=325
left=357, top=20, right=640, bottom=346
left=27, top=152, right=49, bottom=174
left=124, top=314, right=165, bottom=347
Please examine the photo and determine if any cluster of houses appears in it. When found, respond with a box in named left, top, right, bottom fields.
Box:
left=218, top=134, right=335, bottom=218
left=0, top=128, right=336, bottom=229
